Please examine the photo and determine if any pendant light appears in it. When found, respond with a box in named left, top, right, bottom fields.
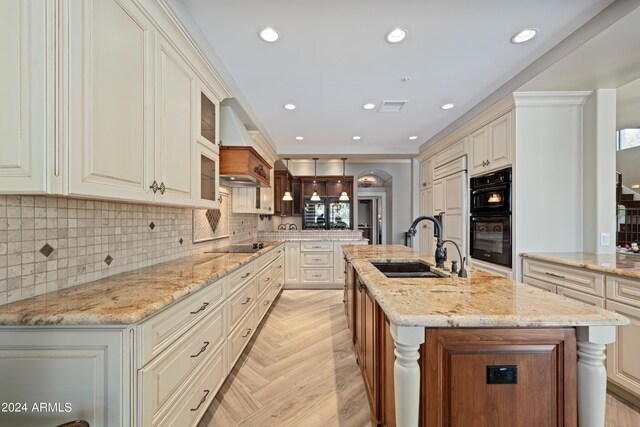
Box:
left=310, top=158, right=321, bottom=201
left=339, top=158, right=350, bottom=201
left=282, top=158, right=293, bottom=201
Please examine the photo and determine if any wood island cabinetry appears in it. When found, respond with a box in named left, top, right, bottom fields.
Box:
left=346, top=260, right=580, bottom=427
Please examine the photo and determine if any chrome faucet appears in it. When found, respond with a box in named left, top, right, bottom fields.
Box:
left=407, top=215, right=446, bottom=269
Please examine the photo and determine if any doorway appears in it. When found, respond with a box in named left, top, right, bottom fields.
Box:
left=358, top=197, right=383, bottom=244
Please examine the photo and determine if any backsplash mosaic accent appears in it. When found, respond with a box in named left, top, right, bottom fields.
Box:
left=0, top=194, right=259, bottom=305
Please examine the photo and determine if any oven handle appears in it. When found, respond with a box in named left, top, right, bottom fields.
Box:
left=471, top=216, right=509, bottom=222
left=471, top=185, right=508, bottom=195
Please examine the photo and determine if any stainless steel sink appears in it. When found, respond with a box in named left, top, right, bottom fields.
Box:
left=371, top=261, right=447, bottom=279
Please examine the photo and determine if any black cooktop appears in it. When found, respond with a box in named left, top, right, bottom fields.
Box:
left=205, top=242, right=265, bottom=254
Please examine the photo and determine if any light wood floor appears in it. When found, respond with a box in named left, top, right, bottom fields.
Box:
left=199, top=290, right=640, bottom=427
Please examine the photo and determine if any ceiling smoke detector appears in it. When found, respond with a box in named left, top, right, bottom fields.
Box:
left=378, top=100, right=408, bottom=113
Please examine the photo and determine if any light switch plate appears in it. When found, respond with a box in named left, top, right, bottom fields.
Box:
left=600, top=232, right=610, bottom=246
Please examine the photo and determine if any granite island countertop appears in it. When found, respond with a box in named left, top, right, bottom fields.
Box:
left=521, top=252, right=640, bottom=280
left=0, top=241, right=285, bottom=326
left=343, top=245, right=628, bottom=328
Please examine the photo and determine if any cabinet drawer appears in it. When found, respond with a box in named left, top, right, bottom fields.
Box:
left=301, top=252, right=333, bottom=267
left=140, top=304, right=225, bottom=425
left=137, top=278, right=226, bottom=367
left=256, top=285, right=273, bottom=322
left=557, top=286, right=604, bottom=308
left=228, top=261, right=256, bottom=295
left=257, top=263, right=274, bottom=296
left=523, top=276, right=557, bottom=293
left=301, top=268, right=333, bottom=283
left=228, top=309, right=256, bottom=367
left=256, top=249, right=275, bottom=271
left=301, top=241, right=332, bottom=251
left=154, top=342, right=225, bottom=427
left=273, top=253, right=284, bottom=275
left=606, top=275, right=640, bottom=307
left=523, top=259, right=604, bottom=297
left=228, top=279, right=257, bottom=331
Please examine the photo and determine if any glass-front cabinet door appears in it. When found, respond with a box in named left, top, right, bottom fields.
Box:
left=196, top=83, right=221, bottom=208
left=303, top=198, right=327, bottom=229
left=328, top=198, right=351, bottom=229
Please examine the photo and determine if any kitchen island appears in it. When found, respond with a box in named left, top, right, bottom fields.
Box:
left=342, top=245, right=628, bottom=427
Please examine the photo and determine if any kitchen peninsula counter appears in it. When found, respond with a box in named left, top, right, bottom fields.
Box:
left=0, top=241, right=285, bottom=326
left=342, top=244, right=627, bottom=427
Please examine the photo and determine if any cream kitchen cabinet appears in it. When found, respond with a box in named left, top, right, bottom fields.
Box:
left=284, top=242, right=301, bottom=285
left=470, top=111, right=513, bottom=176
left=66, top=0, right=156, bottom=203
left=0, top=328, right=130, bottom=427
left=0, top=0, right=228, bottom=209
left=0, top=0, right=57, bottom=194
left=0, top=243, right=285, bottom=427
left=419, top=188, right=435, bottom=254
left=605, top=275, right=640, bottom=404
left=231, top=184, right=273, bottom=214
left=419, top=157, right=433, bottom=189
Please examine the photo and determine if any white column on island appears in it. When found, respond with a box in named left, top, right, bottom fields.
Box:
left=390, top=323, right=425, bottom=427
left=576, top=325, right=616, bottom=427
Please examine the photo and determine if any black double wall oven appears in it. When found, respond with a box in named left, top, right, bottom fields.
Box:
left=469, top=168, right=512, bottom=268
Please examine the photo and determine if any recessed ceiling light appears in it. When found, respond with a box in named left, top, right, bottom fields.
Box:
left=409, top=136, right=418, bottom=140
left=295, top=136, right=304, bottom=140
left=511, top=28, right=538, bottom=44
left=363, top=103, right=376, bottom=110
left=441, top=103, right=455, bottom=110
left=353, top=136, right=361, bottom=140
left=259, top=27, right=279, bottom=42
left=283, top=103, right=296, bottom=110
left=386, top=28, right=407, bottom=43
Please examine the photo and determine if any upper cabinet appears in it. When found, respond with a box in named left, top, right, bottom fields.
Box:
left=470, top=111, right=513, bottom=176
left=67, top=0, right=156, bottom=203
left=0, top=0, right=54, bottom=193
left=274, top=169, right=293, bottom=216
left=154, top=35, right=197, bottom=206
left=0, top=0, right=229, bottom=208
left=419, top=158, right=433, bottom=189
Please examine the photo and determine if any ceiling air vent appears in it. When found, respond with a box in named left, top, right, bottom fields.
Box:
left=378, top=100, right=408, bottom=113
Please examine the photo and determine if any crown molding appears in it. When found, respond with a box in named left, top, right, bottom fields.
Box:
left=513, top=91, right=593, bottom=107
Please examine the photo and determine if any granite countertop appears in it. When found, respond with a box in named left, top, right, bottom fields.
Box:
left=346, top=246, right=628, bottom=328
left=521, top=252, right=640, bottom=280
left=0, top=241, right=285, bottom=326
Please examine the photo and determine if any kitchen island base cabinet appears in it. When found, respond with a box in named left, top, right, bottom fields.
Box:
left=422, top=328, right=577, bottom=427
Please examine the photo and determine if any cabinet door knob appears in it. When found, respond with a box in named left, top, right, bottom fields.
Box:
left=486, top=159, right=490, bottom=166
left=159, top=182, right=166, bottom=195
left=150, top=180, right=159, bottom=194
left=481, top=160, right=486, bottom=167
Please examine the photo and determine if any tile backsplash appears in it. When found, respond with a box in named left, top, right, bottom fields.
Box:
left=0, top=193, right=259, bottom=305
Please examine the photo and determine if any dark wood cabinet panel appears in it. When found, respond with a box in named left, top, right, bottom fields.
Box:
left=355, top=277, right=364, bottom=364
left=274, top=169, right=293, bottom=216
left=422, top=328, right=577, bottom=427
left=363, top=286, right=378, bottom=423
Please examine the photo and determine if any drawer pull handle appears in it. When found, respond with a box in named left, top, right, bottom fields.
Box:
left=544, top=272, right=565, bottom=279
left=264, top=300, right=270, bottom=306
left=342, top=299, right=346, bottom=303
left=190, top=389, right=210, bottom=412
left=242, top=328, right=252, bottom=338
left=277, top=265, right=282, bottom=269
left=241, top=272, right=251, bottom=279
left=190, top=302, right=209, bottom=315
left=312, top=258, right=322, bottom=261
left=312, top=246, right=322, bottom=249
left=264, top=277, right=271, bottom=282
left=241, top=297, right=251, bottom=305
left=191, top=341, right=210, bottom=358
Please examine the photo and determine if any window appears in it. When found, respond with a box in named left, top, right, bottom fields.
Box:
left=617, top=129, right=640, bottom=151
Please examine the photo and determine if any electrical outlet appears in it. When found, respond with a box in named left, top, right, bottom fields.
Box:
left=600, top=232, right=610, bottom=246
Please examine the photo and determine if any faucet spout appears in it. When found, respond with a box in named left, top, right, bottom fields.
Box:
left=407, top=215, right=446, bottom=269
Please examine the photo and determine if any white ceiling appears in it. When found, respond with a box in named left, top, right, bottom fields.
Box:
left=178, top=0, right=613, bottom=157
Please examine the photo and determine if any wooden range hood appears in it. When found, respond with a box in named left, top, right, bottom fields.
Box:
left=219, top=146, right=272, bottom=187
